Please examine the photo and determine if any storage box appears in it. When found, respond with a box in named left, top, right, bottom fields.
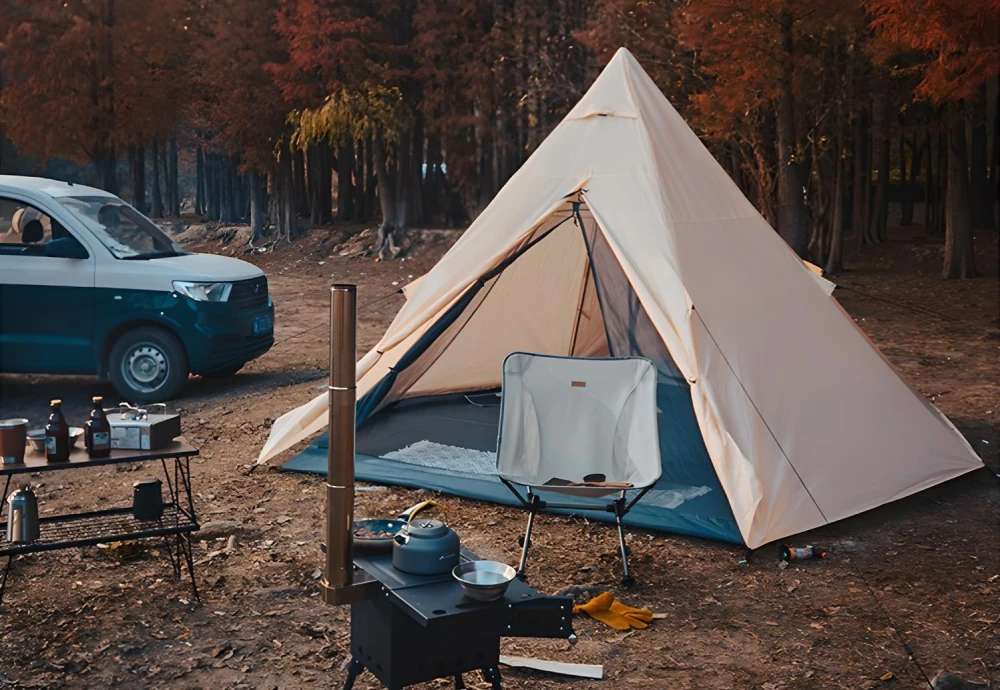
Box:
left=109, top=414, right=181, bottom=450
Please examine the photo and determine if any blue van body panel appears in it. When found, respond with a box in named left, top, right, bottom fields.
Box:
left=93, top=289, right=274, bottom=376
left=0, top=282, right=95, bottom=373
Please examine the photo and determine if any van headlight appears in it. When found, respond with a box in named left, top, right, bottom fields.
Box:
left=172, top=281, right=233, bottom=302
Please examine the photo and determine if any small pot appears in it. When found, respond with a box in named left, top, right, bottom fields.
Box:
left=392, top=519, right=460, bottom=576
left=0, top=419, right=28, bottom=465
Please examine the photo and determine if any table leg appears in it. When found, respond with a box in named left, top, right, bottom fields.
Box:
left=1, top=474, right=12, bottom=522
left=0, top=556, right=12, bottom=606
left=178, top=532, right=200, bottom=602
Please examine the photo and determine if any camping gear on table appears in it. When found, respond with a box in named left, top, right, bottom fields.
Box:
left=0, top=419, right=28, bottom=465
left=85, top=396, right=112, bottom=458
left=572, top=592, right=653, bottom=630
left=27, top=427, right=84, bottom=453
left=496, top=353, right=661, bottom=586
left=263, top=47, right=983, bottom=555
left=317, top=285, right=575, bottom=690
left=391, top=518, right=461, bottom=575
left=781, top=544, right=828, bottom=561
left=109, top=403, right=181, bottom=450
left=45, top=399, right=70, bottom=462
left=132, top=479, right=164, bottom=521
left=452, top=560, right=517, bottom=602
left=6, top=486, right=40, bottom=545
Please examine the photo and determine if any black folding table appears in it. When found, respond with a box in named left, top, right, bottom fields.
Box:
left=0, top=439, right=200, bottom=605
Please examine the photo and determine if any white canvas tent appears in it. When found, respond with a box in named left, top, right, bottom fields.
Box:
left=260, top=48, right=982, bottom=548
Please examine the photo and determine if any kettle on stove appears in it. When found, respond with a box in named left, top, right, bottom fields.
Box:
left=6, top=486, right=40, bottom=545
left=392, top=518, right=460, bottom=575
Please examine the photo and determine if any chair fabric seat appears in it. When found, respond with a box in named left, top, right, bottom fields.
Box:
left=497, top=353, right=662, bottom=492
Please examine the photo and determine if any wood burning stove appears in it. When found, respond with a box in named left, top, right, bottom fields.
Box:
left=321, top=285, right=576, bottom=690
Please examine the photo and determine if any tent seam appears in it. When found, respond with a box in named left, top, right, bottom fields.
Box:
left=691, top=308, right=829, bottom=526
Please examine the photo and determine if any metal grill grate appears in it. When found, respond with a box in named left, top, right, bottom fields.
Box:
left=0, top=504, right=198, bottom=557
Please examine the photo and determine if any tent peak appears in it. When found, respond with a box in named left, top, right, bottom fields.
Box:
left=565, top=46, right=642, bottom=120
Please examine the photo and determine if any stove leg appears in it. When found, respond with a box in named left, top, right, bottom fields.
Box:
left=454, top=673, right=466, bottom=689
left=342, top=657, right=364, bottom=690
left=480, top=667, right=502, bottom=690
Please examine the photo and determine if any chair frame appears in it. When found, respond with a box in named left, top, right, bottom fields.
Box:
left=499, top=478, right=653, bottom=587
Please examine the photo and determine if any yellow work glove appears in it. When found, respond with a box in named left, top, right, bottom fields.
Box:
left=572, top=592, right=654, bottom=630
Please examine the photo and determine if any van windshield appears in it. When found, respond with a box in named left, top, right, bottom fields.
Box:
left=55, top=196, right=187, bottom=260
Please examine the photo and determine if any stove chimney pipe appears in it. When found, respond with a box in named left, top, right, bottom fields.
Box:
left=321, top=284, right=360, bottom=605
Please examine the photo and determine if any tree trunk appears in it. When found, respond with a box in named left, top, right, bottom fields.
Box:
left=969, top=85, right=994, bottom=229
left=166, top=136, right=179, bottom=216
left=249, top=171, right=269, bottom=241
left=935, top=126, right=948, bottom=235
left=900, top=136, right=916, bottom=226
left=353, top=138, right=366, bottom=222
left=373, top=134, right=401, bottom=260
left=293, top=147, right=308, bottom=217
left=870, top=94, right=890, bottom=243
left=826, top=103, right=846, bottom=274
left=773, top=9, right=809, bottom=257
left=364, top=134, right=376, bottom=220
left=943, top=105, right=976, bottom=279
left=851, top=106, right=869, bottom=240
left=337, top=140, right=355, bottom=222
left=410, top=117, right=425, bottom=225
left=128, top=146, right=146, bottom=214
left=150, top=139, right=163, bottom=217
left=195, top=147, right=205, bottom=216
left=274, top=142, right=295, bottom=240
left=924, top=132, right=935, bottom=229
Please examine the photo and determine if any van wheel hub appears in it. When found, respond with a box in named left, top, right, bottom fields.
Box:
left=124, top=345, right=168, bottom=391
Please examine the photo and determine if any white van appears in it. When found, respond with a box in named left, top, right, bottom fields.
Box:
left=0, top=175, right=274, bottom=402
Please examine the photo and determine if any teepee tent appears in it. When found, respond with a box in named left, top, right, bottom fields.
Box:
left=259, top=48, right=982, bottom=549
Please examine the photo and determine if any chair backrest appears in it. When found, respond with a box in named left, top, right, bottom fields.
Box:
left=497, top=353, right=662, bottom=487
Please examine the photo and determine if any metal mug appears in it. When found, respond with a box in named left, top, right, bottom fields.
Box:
left=6, top=486, right=40, bottom=544
left=0, top=419, right=29, bottom=465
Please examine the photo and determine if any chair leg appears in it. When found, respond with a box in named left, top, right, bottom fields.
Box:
left=516, top=508, right=536, bottom=581
left=615, top=496, right=635, bottom=587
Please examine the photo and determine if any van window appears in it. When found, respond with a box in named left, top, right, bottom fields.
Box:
left=55, top=196, right=185, bottom=260
left=0, top=197, right=72, bottom=256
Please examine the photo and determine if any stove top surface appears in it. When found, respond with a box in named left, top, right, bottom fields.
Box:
left=353, top=549, right=545, bottom=627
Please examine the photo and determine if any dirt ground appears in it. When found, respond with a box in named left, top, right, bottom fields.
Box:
left=0, top=219, right=997, bottom=690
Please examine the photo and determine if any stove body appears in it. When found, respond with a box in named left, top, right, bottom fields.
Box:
left=344, top=549, right=574, bottom=690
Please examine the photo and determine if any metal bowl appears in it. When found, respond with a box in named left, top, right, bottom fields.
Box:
left=26, top=427, right=84, bottom=453
left=352, top=518, right=405, bottom=553
left=452, top=560, right=517, bottom=602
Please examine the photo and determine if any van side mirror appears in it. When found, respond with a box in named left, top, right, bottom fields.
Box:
left=45, top=237, right=89, bottom=259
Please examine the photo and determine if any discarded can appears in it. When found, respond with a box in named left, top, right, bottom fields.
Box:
left=780, top=544, right=828, bottom=561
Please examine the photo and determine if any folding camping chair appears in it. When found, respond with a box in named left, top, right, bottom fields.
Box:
left=496, top=353, right=662, bottom=586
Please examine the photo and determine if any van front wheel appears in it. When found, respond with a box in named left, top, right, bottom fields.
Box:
left=109, top=327, right=188, bottom=403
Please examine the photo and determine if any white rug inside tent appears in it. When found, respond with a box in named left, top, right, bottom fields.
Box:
left=382, top=440, right=498, bottom=476
left=379, top=440, right=713, bottom=510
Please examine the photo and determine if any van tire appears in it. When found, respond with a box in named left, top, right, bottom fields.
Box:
left=109, top=327, right=188, bottom=403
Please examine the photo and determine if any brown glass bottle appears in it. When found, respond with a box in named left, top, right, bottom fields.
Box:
left=45, top=399, right=70, bottom=462
left=85, top=396, right=111, bottom=458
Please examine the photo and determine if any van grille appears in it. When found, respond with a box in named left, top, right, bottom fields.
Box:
left=229, top=276, right=269, bottom=309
